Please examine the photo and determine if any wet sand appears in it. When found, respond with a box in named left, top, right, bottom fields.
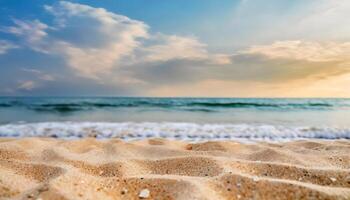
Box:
left=0, top=138, right=349, bottom=200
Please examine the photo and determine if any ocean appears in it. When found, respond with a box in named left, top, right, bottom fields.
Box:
left=1, top=97, right=350, bottom=141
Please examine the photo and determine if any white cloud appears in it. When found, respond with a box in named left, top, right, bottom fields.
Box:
left=45, top=1, right=150, bottom=78
left=243, top=40, right=350, bottom=62
left=17, top=81, right=36, bottom=91
left=3, top=20, right=49, bottom=53
left=5, top=1, right=149, bottom=79
left=0, top=40, right=18, bottom=54
left=6, top=1, right=228, bottom=80
left=40, top=74, right=55, bottom=81
left=141, top=34, right=208, bottom=62
left=129, top=34, right=231, bottom=66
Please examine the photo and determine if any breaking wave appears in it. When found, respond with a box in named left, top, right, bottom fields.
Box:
left=0, top=122, right=349, bottom=141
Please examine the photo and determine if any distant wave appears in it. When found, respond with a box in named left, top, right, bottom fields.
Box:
left=188, top=102, right=333, bottom=108
left=0, top=103, right=12, bottom=107
left=27, top=102, right=173, bottom=113
left=0, top=122, right=349, bottom=141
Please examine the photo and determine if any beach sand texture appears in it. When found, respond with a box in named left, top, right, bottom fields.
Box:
left=0, top=138, right=349, bottom=200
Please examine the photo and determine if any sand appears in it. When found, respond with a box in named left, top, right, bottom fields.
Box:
left=0, top=138, right=349, bottom=200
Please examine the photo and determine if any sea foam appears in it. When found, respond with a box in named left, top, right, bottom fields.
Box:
left=0, top=122, right=349, bottom=141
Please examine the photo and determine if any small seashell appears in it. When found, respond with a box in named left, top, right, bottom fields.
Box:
left=139, top=189, right=150, bottom=199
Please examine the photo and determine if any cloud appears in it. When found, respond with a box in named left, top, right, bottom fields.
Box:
left=136, top=34, right=231, bottom=65
left=145, top=40, right=350, bottom=97
left=232, top=40, right=350, bottom=82
left=3, top=1, right=350, bottom=97
left=140, top=34, right=208, bottom=62
left=0, top=40, right=18, bottom=54
left=125, top=40, right=350, bottom=87
left=17, top=80, right=36, bottom=91
left=243, top=40, right=350, bottom=62
left=21, top=68, right=55, bottom=81
left=46, top=1, right=151, bottom=79
left=4, top=1, right=148, bottom=79
left=225, top=54, right=348, bottom=82
left=2, top=20, right=49, bottom=53
left=5, top=1, right=228, bottom=80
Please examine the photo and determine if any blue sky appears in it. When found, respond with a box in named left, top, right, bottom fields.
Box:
left=0, top=0, right=350, bottom=97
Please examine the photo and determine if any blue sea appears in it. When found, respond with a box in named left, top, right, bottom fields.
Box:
left=1, top=97, right=350, bottom=141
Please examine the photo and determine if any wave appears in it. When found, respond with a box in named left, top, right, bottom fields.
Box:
left=27, top=102, right=175, bottom=113
left=22, top=102, right=338, bottom=113
left=0, top=103, right=12, bottom=107
left=0, top=98, right=342, bottom=113
left=0, top=122, right=349, bottom=141
left=188, top=102, right=333, bottom=108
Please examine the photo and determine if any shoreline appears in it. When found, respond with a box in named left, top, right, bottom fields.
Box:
left=0, top=138, right=349, bottom=199
left=1, top=122, right=350, bottom=141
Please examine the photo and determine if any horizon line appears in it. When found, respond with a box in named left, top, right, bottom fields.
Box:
left=0, top=96, right=349, bottom=99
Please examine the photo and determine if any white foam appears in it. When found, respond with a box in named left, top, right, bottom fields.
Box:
left=0, top=122, right=349, bottom=141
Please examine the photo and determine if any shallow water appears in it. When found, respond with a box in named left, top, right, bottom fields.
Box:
left=1, top=97, right=350, bottom=140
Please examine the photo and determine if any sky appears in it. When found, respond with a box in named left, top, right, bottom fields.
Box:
left=0, top=0, right=350, bottom=97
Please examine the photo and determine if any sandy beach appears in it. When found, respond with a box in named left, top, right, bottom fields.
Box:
left=0, top=138, right=348, bottom=200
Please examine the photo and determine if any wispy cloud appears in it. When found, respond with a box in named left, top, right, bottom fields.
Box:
left=141, top=34, right=208, bottom=62
left=0, top=40, right=18, bottom=54
left=21, top=68, right=55, bottom=81
left=244, top=41, right=350, bottom=62
left=17, top=80, right=36, bottom=91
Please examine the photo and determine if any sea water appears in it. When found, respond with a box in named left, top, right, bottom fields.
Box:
left=1, top=97, right=350, bottom=141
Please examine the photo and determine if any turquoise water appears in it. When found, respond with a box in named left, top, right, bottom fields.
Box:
left=0, top=97, right=350, bottom=140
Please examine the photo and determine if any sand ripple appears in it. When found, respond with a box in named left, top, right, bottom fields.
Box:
left=0, top=138, right=349, bottom=199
